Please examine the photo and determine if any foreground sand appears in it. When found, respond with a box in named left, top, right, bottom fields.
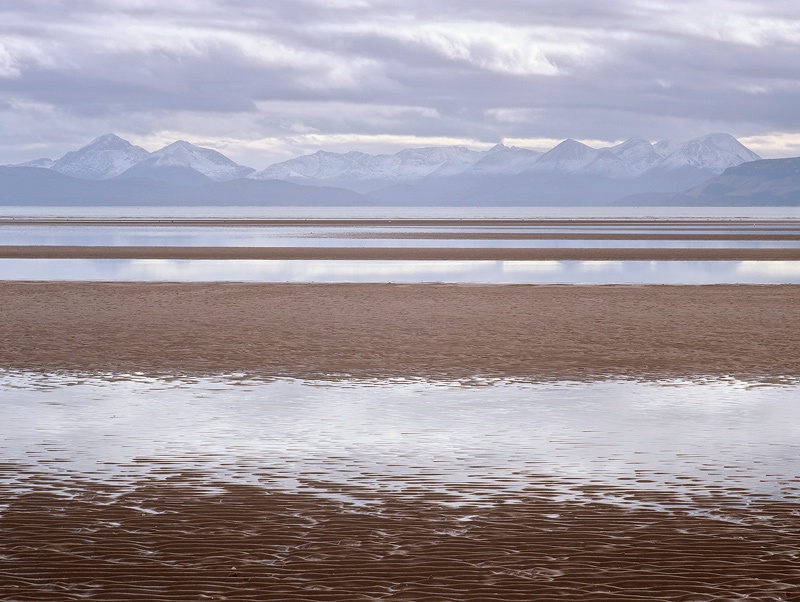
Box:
left=2, top=474, right=798, bottom=601
left=1, top=282, right=798, bottom=382
left=3, top=282, right=800, bottom=600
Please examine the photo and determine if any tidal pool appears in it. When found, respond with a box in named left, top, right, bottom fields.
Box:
left=2, top=222, right=799, bottom=248
left=2, top=372, right=798, bottom=510
left=2, top=258, right=800, bottom=283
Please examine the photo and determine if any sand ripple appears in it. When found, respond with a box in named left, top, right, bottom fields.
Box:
left=2, top=469, right=799, bottom=601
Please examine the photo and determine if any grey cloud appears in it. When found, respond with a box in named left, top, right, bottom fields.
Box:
left=2, top=0, right=800, bottom=164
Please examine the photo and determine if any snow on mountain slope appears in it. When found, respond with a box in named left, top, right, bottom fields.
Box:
left=656, top=133, right=761, bottom=174
left=527, top=139, right=600, bottom=173
left=581, top=149, right=638, bottom=178
left=251, top=134, right=760, bottom=188
left=607, top=138, right=663, bottom=175
left=50, top=134, right=150, bottom=180
left=128, top=140, right=254, bottom=182
left=464, top=144, right=542, bottom=175
left=252, top=146, right=485, bottom=182
left=14, top=132, right=761, bottom=192
left=394, top=146, right=484, bottom=179
left=15, top=158, right=56, bottom=169
left=253, top=150, right=387, bottom=181
left=653, top=139, right=681, bottom=158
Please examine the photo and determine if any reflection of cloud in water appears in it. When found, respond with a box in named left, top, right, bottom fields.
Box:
left=2, top=374, right=799, bottom=507
left=736, top=260, right=800, bottom=277
left=296, top=260, right=486, bottom=279
left=2, top=259, right=800, bottom=284
left=501, top=260, right=563, bottom=274
left=122, top=260, right=500, bottom=282
left=577, top=260, right=625, bottom=272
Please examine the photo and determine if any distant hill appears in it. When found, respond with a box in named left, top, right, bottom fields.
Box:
left=0, top=166, right=370, bottom=206
left=617, top=157, right=800, bottom=206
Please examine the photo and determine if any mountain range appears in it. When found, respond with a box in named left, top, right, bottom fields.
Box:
left=2, top=132, right=798, bottom=206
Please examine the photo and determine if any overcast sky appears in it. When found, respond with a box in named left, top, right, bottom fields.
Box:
left=2, top=0, right=800, bottom=168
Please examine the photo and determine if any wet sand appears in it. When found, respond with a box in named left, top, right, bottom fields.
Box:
left=2, top=473, right=799, bottom=601
left=2, top=261, right=800, bottom=598
left=1, top=282, right=798, bottom=382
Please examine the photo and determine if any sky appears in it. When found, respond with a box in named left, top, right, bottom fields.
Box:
left=2, top=0, right=800, bottom=169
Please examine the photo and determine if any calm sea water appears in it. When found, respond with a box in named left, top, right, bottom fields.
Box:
left=2, top=206, right=799, bottom=284
left=2, top=373, right=798, bottom=511
left=3, top=205, right=800, bottom=220
left=2, top=258, right=800, bottom=284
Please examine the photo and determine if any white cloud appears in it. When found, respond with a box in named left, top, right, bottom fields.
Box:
left=738, top=133, right=800, bottom=158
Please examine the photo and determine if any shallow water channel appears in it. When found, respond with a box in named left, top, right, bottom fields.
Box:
left=2, top=258, right=800, bottom=283
left=3, top=373, right=798, bottom=513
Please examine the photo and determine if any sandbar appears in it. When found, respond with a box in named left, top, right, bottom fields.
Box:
left=1, top=282, right=797, bottom=382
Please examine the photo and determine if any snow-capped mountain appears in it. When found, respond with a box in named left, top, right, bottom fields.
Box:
left=527, top=139, right=600, bottom=174
left=254, top=150, right=383, bottom=182
left=463, top=144, right=542, bottom=175
left=580, top=150, right=638, bottom=179
left=119, top=140, right=254, bottom=182
left=50, top=134, right=150, bottom=180
left=656, top=133, right=761, bottom=173
left=5, top=132, right=763, bottom=206
left=15, top=157, right=56, bottom=169
left=252, top=146, right=486, bottom=184
left=392, top=146, right=485, bottom=179
left=653, top=139, right=682, bottom=158
left=607, top=138, right=664, bottom=175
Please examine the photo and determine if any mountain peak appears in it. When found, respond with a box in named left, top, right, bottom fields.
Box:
left=161, top=140, right=194, bottom=150
left=545, top=139, right=597, bottom=158
left=531, top=139, right=600, bottom=173
left=50, top=134, right=150, bottom=180
left=89, top=133, right=130, bottom=148
left=465, top=144, right=542, bottom=176
left=608, top=138, right=662, bottom=175
left=134, top=140, right=254, bottom=182
left=657, top=133, right=761, bottom=174
left=695, top=132, right=739, bottom=143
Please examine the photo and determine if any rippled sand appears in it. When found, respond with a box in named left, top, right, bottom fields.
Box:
left=2, top=376, right=799, bottom=600
left=2, top=257, right=799, bottom=598
left=3, top=474, right=798, bottom=601
left=2, top=283, right=799, bottom=382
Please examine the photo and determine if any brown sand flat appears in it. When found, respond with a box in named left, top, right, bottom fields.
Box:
left=1, top=282, right=798, bottom=381
left=3, top=280, right=799, bottom=600
left=2, top=473, right=799, bottom=601
left=3, top=245, right=800, bottom=260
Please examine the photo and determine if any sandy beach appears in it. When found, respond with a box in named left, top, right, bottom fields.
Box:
left=1, top=281, right=798, bottom=382
left=2, top=475, right=798, bottom=601
left=2, top=231, right=799, bottom=599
